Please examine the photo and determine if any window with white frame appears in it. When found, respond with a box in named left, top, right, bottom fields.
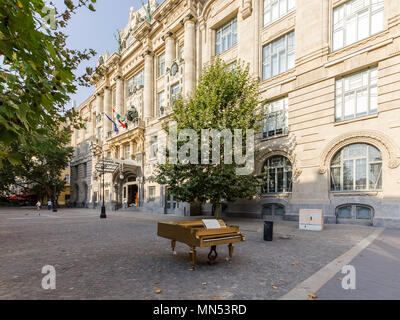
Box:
left=158, top=90, right=166, bottom=116
left=179, top=45, right=184, bottom=61
left=215, top=17, right=238, bottom=55
left=157, top=53, right=165, bottom=77
left=262, top=31, right=294, bottom=80
left=262, top=156, right=292, bottom=193
left=262, top=97, right=289, bottom=138
left=330, top=143, right=382, bottom=191
left=127, top=70, right=144, bottom=96
left=263, top=0, right=295, bottom=27
left=333, top=0, right=384, bottom=51
left=149, top=135, right=158, bottom=159
left=148, top=186, right=156, bottom=201
left=170, top=83, right=180, bottom=105
left=124, top=145, right=131, bottom=160
left=335, top=67, right=378, bottom=122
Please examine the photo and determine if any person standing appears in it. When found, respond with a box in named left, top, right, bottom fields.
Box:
left=47, top=200, right=52, bottom=210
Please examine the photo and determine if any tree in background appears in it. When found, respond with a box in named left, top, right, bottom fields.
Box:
left=0, top=0, right=98, bottom=167
left=155, top=58, right=263, bottom=218
left=0, top=126, right=74, bottom=204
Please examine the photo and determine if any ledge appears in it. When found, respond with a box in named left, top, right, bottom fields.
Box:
left=331, top=191, right=380, bottom=197
left=334, top=113, right=379, bottom=126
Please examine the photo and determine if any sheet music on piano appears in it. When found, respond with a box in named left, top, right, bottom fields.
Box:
left=202, top=219, right=222, bottom=229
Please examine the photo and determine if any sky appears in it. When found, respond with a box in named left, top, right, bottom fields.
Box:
left=52, top=0, right=159, bottom=109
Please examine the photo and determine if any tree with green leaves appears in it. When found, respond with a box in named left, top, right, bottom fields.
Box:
left=155, top=58, right=263, bottom=218
left=0, top=0, right=97, bottom=167
left=0, top=126, right=74, bottom=204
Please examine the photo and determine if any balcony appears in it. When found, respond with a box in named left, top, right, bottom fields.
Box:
left=106, top=118, right=145, bottom=141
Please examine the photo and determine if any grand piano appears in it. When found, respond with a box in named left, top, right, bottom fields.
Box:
left=157, top=219, right=245, bottom=269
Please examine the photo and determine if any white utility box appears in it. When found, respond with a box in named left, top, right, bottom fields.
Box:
left=299, top=209, right=324, bottom=231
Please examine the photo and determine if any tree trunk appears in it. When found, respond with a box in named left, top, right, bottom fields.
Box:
left=214, top=203, right=220, bottom=219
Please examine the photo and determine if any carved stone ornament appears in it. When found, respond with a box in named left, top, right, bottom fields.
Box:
left=170, top=62, right=178, bottom=76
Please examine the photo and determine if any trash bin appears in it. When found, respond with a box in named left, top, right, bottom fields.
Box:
left=263, top=221, right=273, bottom=241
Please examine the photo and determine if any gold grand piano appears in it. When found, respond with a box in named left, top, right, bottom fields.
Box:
left=157, top=219, right=245, bottom=269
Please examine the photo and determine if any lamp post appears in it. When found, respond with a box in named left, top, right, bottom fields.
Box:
left=90, top=141, right=106, bottom=219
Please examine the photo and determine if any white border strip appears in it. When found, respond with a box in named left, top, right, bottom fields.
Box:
left=279, top=228, right=384, bottom=300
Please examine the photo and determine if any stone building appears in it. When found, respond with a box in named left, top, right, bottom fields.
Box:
left=70, top=0, right=400, bottom=227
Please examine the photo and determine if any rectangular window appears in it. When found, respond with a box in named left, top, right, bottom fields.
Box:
left=77, top=145, right=81, bottom=156
left=333, top=0, right=384, bottom=51
left=149, top=135, right=158, bottom=159
left=262, top=97, right=289, bottom=138
left=112, top=89, right=116, bottom=109
left=157, top=53, right=165, bottom=77
left=262, top=31, right=294, bottom=80
left=125, top=145, right=130, bottom=160
left=263, top=0, right=295, bottom=27
left=215, top=17, right=238, bottom=55
left=127, top=70, right=144, bottom=96
left=85, top=141, right=89, bottom=155
left=170, top=83, right=180, bottom=105
left=179, top=45, right=184, bottom=61
left=158, top=90, right=166, bottom=116
left=335, top=67, right=378, bottom=122
left=83, top=163, right=87, bottom=178
left=148, top=186, right=156, bottom=202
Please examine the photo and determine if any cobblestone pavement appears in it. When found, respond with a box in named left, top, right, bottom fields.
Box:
left=0, top=207, right=377, bottom=300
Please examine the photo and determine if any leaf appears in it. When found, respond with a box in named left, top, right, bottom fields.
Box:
left=202, top=282, right=207, bottom=286
left=153, top=281, right=160, bottom=284
left=155, top=289, right=162, bottom=294
left=272, top=286, right=278, bottom=290
left=17, top=0, right=23, bottom=9
left=64, top=0, right=74, bottom=10
left=212, top=296, right=218, bottom=300
left=308, top=294, right=318, bottom=300
left=88, top=4, right=95, bottom=11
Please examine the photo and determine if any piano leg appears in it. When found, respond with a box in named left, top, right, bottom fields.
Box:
left=189, top=246, right=196, bottom=270
left=207, top=246, right=218, bottom=265
left=228, top=243, right=234, bottom=260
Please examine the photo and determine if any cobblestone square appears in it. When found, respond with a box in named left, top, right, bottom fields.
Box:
left=0, top=207, right=383, bottom=299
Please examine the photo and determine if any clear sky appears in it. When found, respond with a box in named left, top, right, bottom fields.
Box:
left=52, top=0, right=159, bottom=109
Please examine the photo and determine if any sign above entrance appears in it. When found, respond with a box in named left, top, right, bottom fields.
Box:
left=95, top=159, right=119, bottom=173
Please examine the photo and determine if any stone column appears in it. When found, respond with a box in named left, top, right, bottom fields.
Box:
left=130, top=140, right=135, bottom=160
left=115, top=75, right=125, bottom=116
left=164, top=32, right=175, bottom=70
left=119, top=144, right=124, bottom=159
left=143, top=50, right=154, bottom=120
left=103, top=87, right=112, bottom=139
left=183, top=15, right=196, bottom=96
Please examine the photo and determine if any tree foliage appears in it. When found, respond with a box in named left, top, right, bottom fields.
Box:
left=0, top=0, right=97, bottom=167
left=155, top=58, right=263, bottom=217
left=0, top=127, right=74, bottom=201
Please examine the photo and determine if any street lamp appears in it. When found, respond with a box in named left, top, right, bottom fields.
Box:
left=90, top=141, right=106, bottom=219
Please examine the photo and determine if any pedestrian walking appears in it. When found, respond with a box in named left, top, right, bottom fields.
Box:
left=47, top=200, right=52, bottom=210
left=36, top=201, right=41, bottom=215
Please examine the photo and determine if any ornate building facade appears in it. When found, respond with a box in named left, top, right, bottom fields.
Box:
left=70, top=0, right=400, bottom=227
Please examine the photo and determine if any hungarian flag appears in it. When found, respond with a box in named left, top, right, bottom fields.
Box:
left=105, top=113, right=118, bottom=132
left=113, top=109, right=126, bottom=129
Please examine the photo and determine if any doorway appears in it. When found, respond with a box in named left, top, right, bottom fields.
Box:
left=127, top=184, right=138, bottom=207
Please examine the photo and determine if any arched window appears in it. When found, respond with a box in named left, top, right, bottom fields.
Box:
left=262, top=156, right=292, bottom=193
left=336, top=204, right=373, bottom=223
left=330, top=144, right=382, bottom=191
